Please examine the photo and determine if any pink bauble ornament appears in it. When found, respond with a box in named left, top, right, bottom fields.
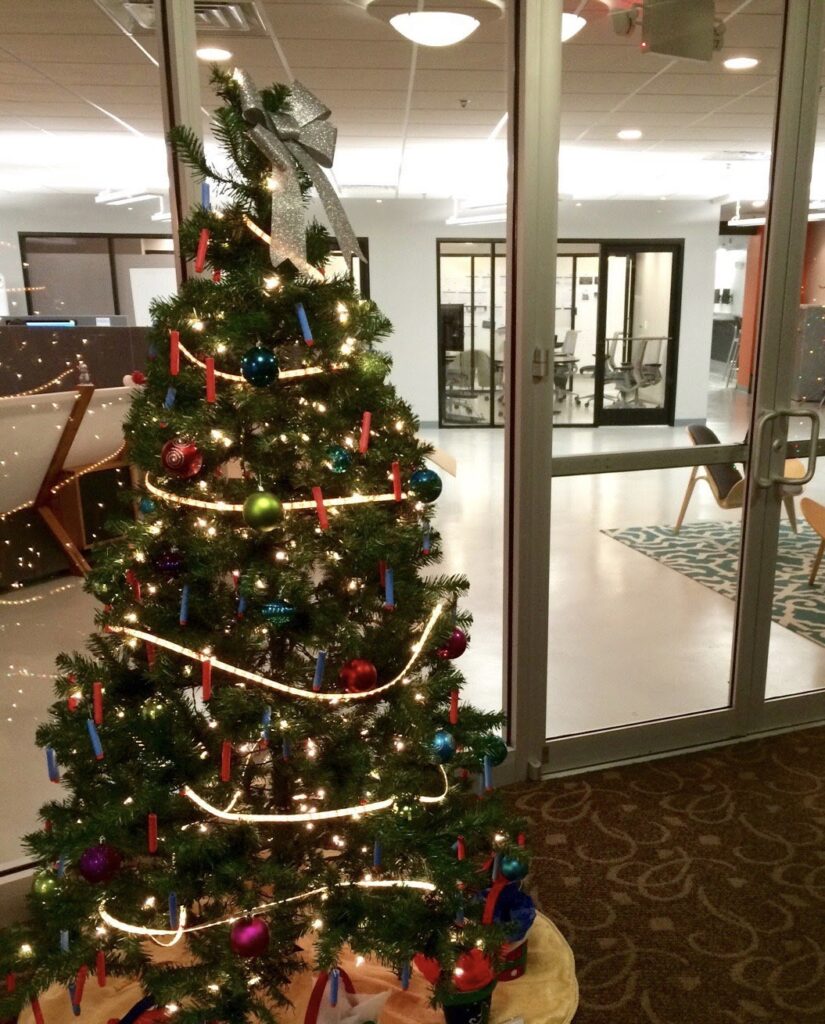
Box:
left=229, top=916, right=270, bottom=957
left=339, top=659, right=378, bottom=693
left=77, top=842, right=122, bottom=884
left=160, top=438, right=203, bottom=479
left=437, top=627, right=468, bottom=660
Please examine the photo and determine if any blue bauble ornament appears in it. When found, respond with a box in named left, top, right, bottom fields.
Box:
left=409, top=469, right=442, bottom=504
left=240, top=346, right=279, bottom=387
left=432, top=729, right=457, bottom=763
left=500, top=854, right=529, bottom=882
left=261, top=599, right=296, bottom=625
left=139, top=497, right=156, bottom=515
left=326, top=444, right=352, bottom=474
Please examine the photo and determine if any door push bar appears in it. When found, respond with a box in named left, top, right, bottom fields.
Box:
left=753, top=409, right=819, bottom=487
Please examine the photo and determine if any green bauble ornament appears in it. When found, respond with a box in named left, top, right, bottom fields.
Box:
left=33, top=872, right=56, bottom=896
left=240, top=346, right=279, bottom=387
left=409, top=469, right=442, bottom=503
left=261, top=599, right=296, bottom=625
left=486, top=735, right=509, bottom=767
left=326, top=444, right=352, bottom=474
left=243, top=491, right=283, bottom=531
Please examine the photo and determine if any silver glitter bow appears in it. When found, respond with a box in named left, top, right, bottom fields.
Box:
left=233, top=68, right=366, bottom=276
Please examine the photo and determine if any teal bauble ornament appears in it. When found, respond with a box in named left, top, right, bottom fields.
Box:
left=500, top=854, right=529, bottom=882
left=409, top=469, right=442, bottom=504
left=432, top=729, right=457, bottom=763
left=243, top=492, right=283, bottom=531
left=486, top=735, right=509, bottom=767
left=261, top=599, right=296, bottom=625
left=240, top=346, right=279, bottom=387
left=139, top=496, right=156, bottom=515
left=326, top=444, right=352, bottom=474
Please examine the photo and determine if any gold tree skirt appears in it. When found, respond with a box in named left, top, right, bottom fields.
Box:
left=18, top=913, right=577, bottom=1024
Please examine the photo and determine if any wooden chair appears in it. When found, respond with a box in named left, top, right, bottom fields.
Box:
left=801, top=497, right=825, bottom=585
left=675, top=424, right=804, bottom=534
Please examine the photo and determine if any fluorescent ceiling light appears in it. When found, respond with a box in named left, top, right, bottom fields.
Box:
left=723, top=56, right=759, bottom=70
left=561, top=13, right=586, bottom=41
left=197, top=46, right=233, bottom=61
left=617, top=129, right=643, bottom=140
left=389, top=11, right=480, bottom=46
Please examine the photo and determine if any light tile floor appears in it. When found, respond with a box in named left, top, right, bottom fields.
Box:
left=3, top=377, right=825, bottom=863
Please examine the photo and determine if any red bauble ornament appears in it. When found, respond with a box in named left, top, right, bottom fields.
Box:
left=453, top=948, right=495, bottom=993
left=339, top=658, right=378, bottom=693
left=160, top=439, right=203, bottom=479
left=77, top=843, right=122, bottom=884
left=131, top=370, right=146, bottom=385
left=437, top=627, right=468, bottom=660
left=229, top=916, right=270, bottom=957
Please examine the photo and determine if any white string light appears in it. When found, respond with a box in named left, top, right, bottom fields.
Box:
left=0, top=444, right=126, bottom=520
left=176, top=339, right=344, bottom=383
left=0, top=367, right=75, bottom=401
left=107, top=601, right=444, bottom=703
left=99, top=877, right=436, bottom=945
left=182, top=764, right=448, bottom=824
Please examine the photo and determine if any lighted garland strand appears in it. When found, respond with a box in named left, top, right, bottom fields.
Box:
left=182, top=764, right=449, bottom=824
left=107, top=601, right=445, bottom=703
left=99, top=878, right=437, bottom=947
left=176, top=338, right=345, bottom=383
left=143, top=473, right=405, bottom=515
left=0, top=367, right=75, bottom=401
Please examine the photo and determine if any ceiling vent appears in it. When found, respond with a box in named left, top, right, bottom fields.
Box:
left=113, top=1, right=266, bottom=34
left=704, top=150, right=769, bottom=163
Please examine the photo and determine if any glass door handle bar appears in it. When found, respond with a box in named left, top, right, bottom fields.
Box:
left=753, top=409, right=819, bottom=487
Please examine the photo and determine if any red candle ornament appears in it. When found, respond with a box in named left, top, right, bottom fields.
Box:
left=146, top=641, right=156, bottom=667
left=5, top=973, right=15, bottom=994
left=169, top=329, right=180, bottom=376
left=312, top=486, right=330, bottom=530
left=148, top=813, right=158, bottom=854
left=212, top=269, right=221, bottom=283
left=73, top=964, right=88, bottom=1007
left=125, top=569, right=141, bottom=601
left=92, top=681, right=103, bottom=726
left=31, top=998, right=45, bottom=1024
left=202, top=658, right=213, bottom=701
left=391, top=461, right=402, bottom=501
left=456, top=835, right=466, bottom=861
left=221, top=740, right=232, bottom=782
left=67, top=693, right=79, bottom=712
left=378, top=560, right=387, bottom=586
left=96, top=950, right=107, bottom=987
left=359, top=411, right=372, bottom=454
left=205, top=356, right=216, bottom=403
left=194, top=227, right=210, bottom=274
left=450, top=689, right=459, bottom=725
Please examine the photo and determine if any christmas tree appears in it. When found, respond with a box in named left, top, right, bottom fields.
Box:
left=0, top=69, right=529, bottom=1024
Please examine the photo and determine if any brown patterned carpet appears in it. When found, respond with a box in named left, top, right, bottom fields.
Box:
left=506, top=727, right=825, bottom=1024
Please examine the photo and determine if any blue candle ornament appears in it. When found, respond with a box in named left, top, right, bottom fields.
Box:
left=201, top=182, right=211, bottom=209
left=455, top=898, right=465, bottom=926
left=57, top=854, right=66, bottom=878
left=46, top=746, right=60, bottom=782
left=384, top=567, right=395, bottom=608
left=422, top=529, right=431, bottom=554
left=373, top=838, right=382, bottom=868
left=492, top=851, right=502, bottom=882
left=86, top=719, right=104, bottom=760
left=60, top=930, right=70, bottom=952
left=483, top=754, right=493, bottom=791
left=237, top=594, right=247, bottom=617
left=329, top=968, right=339, bottom=1007
left=282, top=735, right=291, bottom=760
left=295, top=302, right=313, bottom=345
left=261, top=705, right=272, bottom=743
left=168, top=892, right=178, bottom=928
left=179, top=584, right=190, bottom=626
left=164, top=386, right=176, bottom=409
left=400, top=962, right=411, bottom=990
left=313, top=650, right=327, bottom=692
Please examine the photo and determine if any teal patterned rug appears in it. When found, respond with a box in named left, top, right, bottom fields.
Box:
left=603, top=520, right=825, bottom=646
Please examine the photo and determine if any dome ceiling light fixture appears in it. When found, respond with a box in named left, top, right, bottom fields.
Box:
left=365, top=0, right=502, bottom=47
left=561, top=13, right=587, bottom=42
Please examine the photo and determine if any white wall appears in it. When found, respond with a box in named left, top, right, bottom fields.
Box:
left=336, top=197, right=720, bottom=424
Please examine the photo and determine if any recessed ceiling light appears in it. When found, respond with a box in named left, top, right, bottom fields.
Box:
left=196, top=46, right=233, bottom=62
left=617, top=129, right=643, bottom=140
left=389, top=12, right=480, bottom=46
left=724, top=56, right=759, bottom=70
left=561, top=14, right=586, bottom=42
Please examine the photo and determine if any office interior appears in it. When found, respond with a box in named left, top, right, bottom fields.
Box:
left=3, top=0, right=825, bottom=981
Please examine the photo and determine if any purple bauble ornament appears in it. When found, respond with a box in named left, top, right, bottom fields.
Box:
left=154, top=548, right=184, bottom=577
left=437, top=627, right=468, bottom=660
left=229, top=916, right=270, bottom=957
left=77, top=842, right=122, bottom=884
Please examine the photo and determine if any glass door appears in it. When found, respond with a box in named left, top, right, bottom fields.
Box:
left=595, top=243, right=681, bottom=427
